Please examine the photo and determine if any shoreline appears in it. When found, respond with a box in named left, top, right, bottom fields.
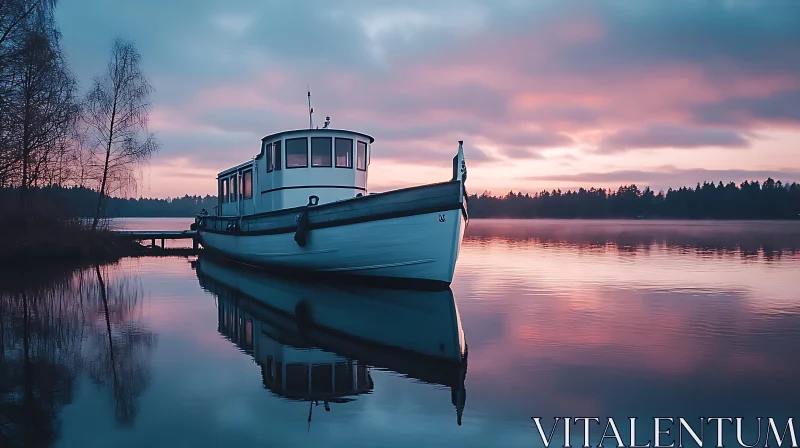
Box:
left=0, top=214, right=194, bottom=265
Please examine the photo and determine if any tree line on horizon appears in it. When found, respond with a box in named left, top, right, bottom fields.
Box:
left=2, top=178, right=799, bottom=219
left=468, top=178, right=800, bottom=219
left=0, top=185, right=216, bottom=217
left=0, top=0, right=158, bottom=229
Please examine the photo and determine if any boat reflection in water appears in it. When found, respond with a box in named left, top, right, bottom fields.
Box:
left=193, top=256, right=468, bottom=426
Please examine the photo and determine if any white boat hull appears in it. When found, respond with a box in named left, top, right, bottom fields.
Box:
left=199, top=208, right=466, bottom=286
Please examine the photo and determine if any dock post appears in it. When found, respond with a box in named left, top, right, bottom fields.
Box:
left=161, top=239, right=165, bottom=249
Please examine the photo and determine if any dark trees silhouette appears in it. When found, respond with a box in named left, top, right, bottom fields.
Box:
left=468, top=179, right=800, bottom=219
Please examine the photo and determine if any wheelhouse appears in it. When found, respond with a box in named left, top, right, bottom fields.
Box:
left=217, top=294, right=373, bottom=402
left=216, top=128, right=374, bottom=216
left=260, top=341, right=373, bottom=402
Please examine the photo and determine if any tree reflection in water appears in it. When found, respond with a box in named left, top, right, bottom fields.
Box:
left=0, top=263, right=157, bottom=446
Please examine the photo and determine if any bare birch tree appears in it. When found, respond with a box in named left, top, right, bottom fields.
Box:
left=85, top=38, right=159, bottom=230
left=0, top=0, right=60, bottom=188
left=8, top=27, right=78, bottom=194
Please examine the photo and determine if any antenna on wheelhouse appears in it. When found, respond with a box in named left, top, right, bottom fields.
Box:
left=307, top=89, right=314, bottom=129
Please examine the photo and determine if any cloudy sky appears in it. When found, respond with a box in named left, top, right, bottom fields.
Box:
left=56, top=1, right=800, bottom=198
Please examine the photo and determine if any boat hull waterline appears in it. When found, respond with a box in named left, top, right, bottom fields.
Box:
left=197, top=181, right=468, bottom=287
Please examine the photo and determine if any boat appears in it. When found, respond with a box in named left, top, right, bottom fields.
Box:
left=193, top=109, right=468, bottom=289
left=193, top=256, right=468, bottom=426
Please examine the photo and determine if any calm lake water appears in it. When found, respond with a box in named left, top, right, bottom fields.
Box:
left=2, top=219, right=800, bottom=447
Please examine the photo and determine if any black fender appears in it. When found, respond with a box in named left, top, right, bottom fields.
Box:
left=294, top=195, right=319, bottom=247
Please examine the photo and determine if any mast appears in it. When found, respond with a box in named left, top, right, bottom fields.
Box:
left=307, top=90, right=313, bottom=129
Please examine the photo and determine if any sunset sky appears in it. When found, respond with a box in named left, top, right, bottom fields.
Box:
left=56, top=1, right=800, bottom=199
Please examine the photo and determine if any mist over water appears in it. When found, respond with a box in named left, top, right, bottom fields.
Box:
left=1, top=219, right=798, bottom=447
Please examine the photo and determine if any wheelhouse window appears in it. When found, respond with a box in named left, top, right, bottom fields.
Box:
left=221, top=177, right=230, bottom=203
left=242, top=169, right=253, bottom=199
left=311, top=364, right=333, bottom=394
left=244, top=319, right=253, bottom=348
left=219, top=178, right=226, bottom=203
left=357, top=141, right=367, bottom=171
left=286, top=137, right=308, bottom=168
left=311, top=137, right=332, bottom=167
left=335, top=138, right=353, bottom=168
left=273, top=141, right=281, bottom=170
left=230, top=175, right=238, bottom=202
left=285, top=364, right=309, bottom=393
left=267, top=141, right=281, bottom=172
left=334, top=362, right=352, bottom=392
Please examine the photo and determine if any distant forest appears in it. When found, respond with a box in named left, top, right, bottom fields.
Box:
left=468, top=178, right=800, bottom=219
left=3, top=178, right=800, bottom=219
left=0, top=186, right=215, bottom=217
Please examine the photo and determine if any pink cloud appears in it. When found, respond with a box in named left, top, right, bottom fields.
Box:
left=137, top=6, right=800, bottom=197
left=193, top=72, right=296, bottom=111
left=149, top=106, right=208, bottom=133
left=156, top=16, right=799, bottom=145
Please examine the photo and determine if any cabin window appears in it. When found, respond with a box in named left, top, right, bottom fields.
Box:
left=267, top=141, right=281, bottom=172
left=311, top=364, right=333, bottom=393
left=335, top=138, right=353, bottom=168
left=219, top=178, right=225, bottom=203
left=266, top=356, right=274, bottom=382
left=311, top=137, right=332, bottom=167
left=275, top=361, right=283, bottom=386
left=285, top=364, right=309, bottom=393
left=242, top=169, right=253, bottom=199
left=356, top=363, right=369, bottom=388
left=230, top=175, right=238, bottom=202
left=334, top=362, right=352, bottom=392
left=243, top=318, right=253, bottom=349
left=272, top=141, right=281, bottom=170
left=357, top=141, right=367, bottom=171
left=221, top=177, right=230, bottom=203
left=286, top=137, right=308, bottom=168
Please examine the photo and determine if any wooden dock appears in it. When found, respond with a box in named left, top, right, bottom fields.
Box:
left=112, top=230, right=199, bottom=249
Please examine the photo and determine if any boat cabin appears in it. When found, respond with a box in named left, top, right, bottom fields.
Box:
left=217, top=128, right=374, bottom=216
left=259, top=340, right=373, bottom=402
left=216, top=295, right=373, bottom=403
